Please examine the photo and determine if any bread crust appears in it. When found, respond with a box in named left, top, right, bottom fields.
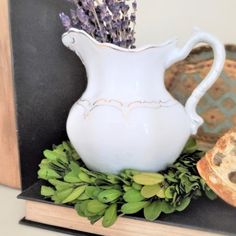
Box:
left=197, top=129, right=236, bottom=207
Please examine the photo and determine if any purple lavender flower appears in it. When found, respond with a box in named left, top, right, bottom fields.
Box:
left=96, top=4, right=107, bottom=20
left=121, top=16, right=129, bottom=27
left=104, top=0, right=114, bottom=7
left=81, top=0, right=94, bottom=10
left=104, top=14, right=112, bottom=23
left=76, top=7, right=89, bottom=24
left=70, top=9, right=78, bottom=24
left=130, top=13, right=136, bottom=22
left=87, top=23, right=95, bottom=33
left=60, top=0, right=137, bottom=49
left=132, top=1, right=137, bottom=11
left=107, top=2, right=120, bottom=15
left=120, top=2, right=129, bottom=14
left=59, top=12, right=71, bottom=30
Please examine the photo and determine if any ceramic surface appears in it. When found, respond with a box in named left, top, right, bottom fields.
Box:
left=62, top=28, right=225, bottom=173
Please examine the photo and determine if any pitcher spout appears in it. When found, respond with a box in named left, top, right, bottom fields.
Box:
left=62, top=28, right=101, bottom=67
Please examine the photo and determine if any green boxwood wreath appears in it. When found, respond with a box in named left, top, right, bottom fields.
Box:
left=38, top=138, right=217, bottom=227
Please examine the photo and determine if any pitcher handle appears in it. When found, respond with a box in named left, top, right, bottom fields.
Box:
left=166, top=28, right=225, bottom=134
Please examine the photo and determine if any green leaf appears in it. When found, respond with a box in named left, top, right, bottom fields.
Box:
left=144, top=201, right=162, bottom=221
left=176, top=197, right=191, bottom=211
left=164, top=186, right=175, bottom=199
left=62, top=141, right=73, bottom=153
left=164, top=174, right=178, bottom=183
left=179, top=175, right=193, bottom=193
left=90, top=177, right=96, bottom=183
left=187, top=182, right=200, bottom=193
left=54, top=151, right=68, bottom=164
left=141, top=184, right=161, bottom=198
left=75, top=200, right=89, bottom=217
left=44, top=149, right=68, bottom=164
left=98, top=189, right=122, bottom=203
left=41, top=186, right=55, bottom=197
left=38, top=159, right=50, bottom=169
left=106, top=174, right=120, bottom=184
left=175, top=185, right=180, bottom=194
left=62, top=185, right=86, bottom=203
left=38, top=168, right=61, bottom=180
left=77, top=192, right=90, bottom=200
left=52, top=188, right=73, bottom=204
left=132, top=183, right=142, bottom=191
left=177, top=166, right=188, bottom=173
left=133, top=173, right=164, bottom=185
left=48, top=179, right=72, bottom=191
left=64, top=172, right=81, bottom=183
left=193, top=189, right=202, bottom=198
left=53, top=148, right=67, bottom=157
left=171, top=192, right=177, bottom=204
left=71, top=152, right=80, bottom=161
left=121, top=201, right=149, bottom=214
left=50, top=160, right=66, bottom=169
left=205, top=188, right=217, bottom=200
left=79, top=167, right=97, bottom=177
left=53, top=144, right=64, bottom=152
left=43, top=150, right=58, bottom=161
left=78, top=172, right=91, bottom=183
left=200, top=178, right=207, bottom=190
left=123, top=185, right=132, bottom=192
left=188, top=175, right=200, bottom=181
left=123, top=189, right=145, bottom=202
left=75, top=200, right=100, bottom=217
left=87, top=200, right=108, bottom=214
left=89, top=215, right=103, bottom=225
left=183, top=137, right=197, bottom=153
left=124, top=169, right=141, bottom=178
left=156, top=187, right=165, bottom=198
left=112, top=175, right=130, bottom=185
left=161, top=201, right=175, bottom=214
left=69, top=161, right=81, bottom=174
left=102, top=203, right=118, bottom=227
left=85, top=186, right=102, bottom=199
left=100, top=185, right=120, bottom=190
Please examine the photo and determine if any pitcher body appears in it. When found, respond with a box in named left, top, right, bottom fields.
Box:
left=62, top=28, right=225, bottom=173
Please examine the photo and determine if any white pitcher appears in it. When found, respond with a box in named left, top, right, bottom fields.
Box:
left=62, top=28, right=225, bottom=174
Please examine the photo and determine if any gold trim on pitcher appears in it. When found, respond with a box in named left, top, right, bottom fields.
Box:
left=76, top=98, right=177, bottom=118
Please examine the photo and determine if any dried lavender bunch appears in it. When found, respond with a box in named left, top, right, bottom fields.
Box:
left=59, top=0, right=137, bottom=49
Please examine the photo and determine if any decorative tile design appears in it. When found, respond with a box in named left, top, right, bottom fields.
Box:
left=166, top=45, right=236, bottom=145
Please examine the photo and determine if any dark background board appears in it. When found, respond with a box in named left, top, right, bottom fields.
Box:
left=10, top=0, right=87, bottom=189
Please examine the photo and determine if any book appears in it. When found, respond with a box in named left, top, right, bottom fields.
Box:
left=23, top=200, right=223, bottom=236
left=18, top=181, right=236, bottom=236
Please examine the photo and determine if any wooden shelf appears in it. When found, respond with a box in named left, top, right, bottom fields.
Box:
left=0, top=0, right=21, bottom=189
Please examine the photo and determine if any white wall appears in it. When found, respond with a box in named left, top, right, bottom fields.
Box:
left=135, top=0, right=236, bottom=47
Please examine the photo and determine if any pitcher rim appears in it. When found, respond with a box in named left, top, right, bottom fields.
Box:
left=62, top=28, right=177, bottom=53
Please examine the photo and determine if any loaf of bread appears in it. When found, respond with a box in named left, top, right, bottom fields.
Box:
left=197, top=129, right=236, bottom=207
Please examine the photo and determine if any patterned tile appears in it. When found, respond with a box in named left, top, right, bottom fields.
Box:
left=165, top=45, right=236, bottom=145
